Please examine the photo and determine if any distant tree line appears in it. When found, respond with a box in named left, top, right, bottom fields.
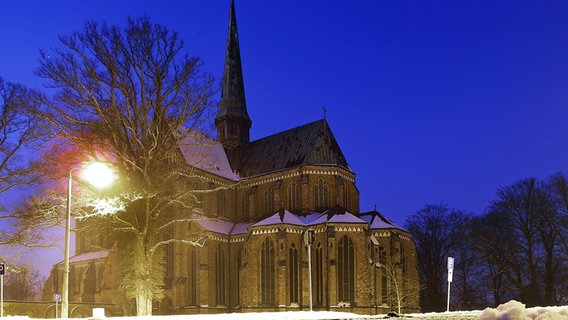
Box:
left=406, top=172, right=568, bottom=312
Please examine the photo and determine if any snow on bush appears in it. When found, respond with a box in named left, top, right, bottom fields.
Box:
left=480, top=300, right=568, bottom=320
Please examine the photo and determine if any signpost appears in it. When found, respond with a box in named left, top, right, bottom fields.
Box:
left=446, top=257, right=454, bottom=312
left=303, top=230, right=315, bottom=311
left=1, top=263, right=5, bottom=318
left=54, top=293, right=61, bottom=318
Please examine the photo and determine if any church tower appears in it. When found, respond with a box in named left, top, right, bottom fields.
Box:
left=216, top=0, right=252, bottom=156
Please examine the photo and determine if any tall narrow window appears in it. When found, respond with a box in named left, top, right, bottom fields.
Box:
left=192, top=181, right=202, bottom=209
left=343, top=184, right=350, bottom=208
left=260, top=238, right=275, bottom=305
left=379, top=245, right=387, bottom=304
left=241, top=195, right=250, bottom=221
left=314, top=179, right=329, bottom=209
left=165, top=243, right=174, bottom=289
left=186, top=247, right=197, bottom=306
left=289, top=243, right=300, bottom=304
left=217, top=192, right=227, bottom=217
left=337, top=235, right=355, bottom=302
left=287, top=181, right=299, bottom=211
left=216, top=245, right=226, bottom=306
left=264, top=187, right=274, bottom=214
left=314, top=243, right=323, bottom=306
left=400, top=244, right=407, bottom=302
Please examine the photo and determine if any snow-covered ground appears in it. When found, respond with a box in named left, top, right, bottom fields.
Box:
left=4, top=300, right=568, bottom=320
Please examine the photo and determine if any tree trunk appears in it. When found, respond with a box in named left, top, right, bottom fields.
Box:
left=133, top=232, right=154, bottom=316
left=136, top=293, right=152, bottom=316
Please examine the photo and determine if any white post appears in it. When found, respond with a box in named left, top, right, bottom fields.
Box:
left=304, top=230, right=314, bottom=311
left=446, top=280, right=451, bottom=312
left=1, top=273, right=4, bottom=318
left=446, top=257, right=454, bottom=312
left=62, top=168, right=76, bottom=318
left=61, top=162, right=115, bottom=319
left=307, top=243, right=313, bottom=311
left=1, top=263, right=5, bottom=318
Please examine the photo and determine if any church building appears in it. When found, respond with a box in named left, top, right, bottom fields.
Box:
left=44, top=1, right=419, bottom=316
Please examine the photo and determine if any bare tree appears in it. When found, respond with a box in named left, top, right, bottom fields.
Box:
left=3, top=264, right=44, bottom=301
left=471, top=176, right=568, bottom=307
left=0, top=78, right=49, bottom=246
left=372, top=258, right=421, bottom=315
left=404, top=203, right=471, bottom=312
left=36, top=17, right=216, bottom=315
left=468, top=211, right=516, bottom=306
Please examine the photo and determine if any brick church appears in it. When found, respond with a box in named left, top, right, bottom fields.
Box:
left=44, top=1, right=419, bottom=316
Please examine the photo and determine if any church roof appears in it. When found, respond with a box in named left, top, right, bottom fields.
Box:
left=197, top=217, right=235, bottom=234
left=252, top=208, right=306, bottom=227
left=58, top=250, right=109, bottom=265
left=253, top=206, right=366, bottom=228
left=178, top=130, right=240, bottom=180
left=359, top=209, right=407, bottom=231
left=236, top=119, right=350, bottom=177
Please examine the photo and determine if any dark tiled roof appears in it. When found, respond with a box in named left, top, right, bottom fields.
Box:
left=236, top=119, right=350, bottom=177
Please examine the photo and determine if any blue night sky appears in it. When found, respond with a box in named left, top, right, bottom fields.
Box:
left=1, top=0, right=568, bottom=226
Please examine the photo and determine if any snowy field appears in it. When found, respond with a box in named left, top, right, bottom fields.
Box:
left=4, top=300, right=568, bottom=320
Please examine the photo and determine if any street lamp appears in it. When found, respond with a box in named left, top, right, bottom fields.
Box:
left=61, top=162, right=116, bottom=318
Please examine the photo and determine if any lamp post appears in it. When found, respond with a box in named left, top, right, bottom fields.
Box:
left=61, top=162, right=115, bottom=318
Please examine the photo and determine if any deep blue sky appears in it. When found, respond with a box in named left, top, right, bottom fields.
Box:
left=2, top=1, right=568, bottom=226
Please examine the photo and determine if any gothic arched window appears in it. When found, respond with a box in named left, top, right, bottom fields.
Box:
left=287, top=181, right=299, bottom=211
left=217, top=191, right=226, bottom=217
left=337, top=235, right=355, bottom=302
left=314, top=178, right=329, bottom=209
left=186, top=247, right=197, bottom=306
left=260, top=238, right=275, bottom=305
left=343, top=184, right=350, bottom=209
left=216, top=245, right=226, bottom=306
left=264, top=187, right=274, bottom=213
left=241, top=195, right=250, bottom=221
left=289, top=243, right=300, bottom=304
left=379, top=245, right=387, bottom=304
left=314, top=242, right=324, bottom=305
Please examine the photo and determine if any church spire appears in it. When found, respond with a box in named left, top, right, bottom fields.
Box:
left=216, top=0, right=252, bottom=149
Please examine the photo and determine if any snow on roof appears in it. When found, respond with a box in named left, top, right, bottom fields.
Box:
left=193, top=215, right=255, bottom=235
left=297, top=212, right=322, bottom=224
left=306, top=213, right=330, bottom=225
left=231, top=222, right=253, bottom=235
left=178, top=129, right=240, bottom=180
left=327, top=211, right=366, bottom=224
left=252, top=209, right=306, bottom=227
left=359, top=210, right=407, bottom=231
left=59, top=250, right=109, bottom=264
left=252, top=208, right=369, bottom=228
left=197, top=218, right=235, bottom=235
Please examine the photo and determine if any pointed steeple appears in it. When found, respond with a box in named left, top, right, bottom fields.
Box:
left=216, top=0, right=252, bottom=149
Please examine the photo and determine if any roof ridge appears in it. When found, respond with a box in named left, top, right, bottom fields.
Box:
left=249, top=119, right=324, bottom=144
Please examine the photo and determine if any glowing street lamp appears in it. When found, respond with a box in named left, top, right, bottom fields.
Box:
left=61, top=162, right=116, bottom=318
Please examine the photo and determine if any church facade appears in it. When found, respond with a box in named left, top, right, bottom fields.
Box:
left=44, top=1, right=419, bottom=316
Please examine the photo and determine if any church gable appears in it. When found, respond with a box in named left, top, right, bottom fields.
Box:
left=237, top=119, right=350, bottom=177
